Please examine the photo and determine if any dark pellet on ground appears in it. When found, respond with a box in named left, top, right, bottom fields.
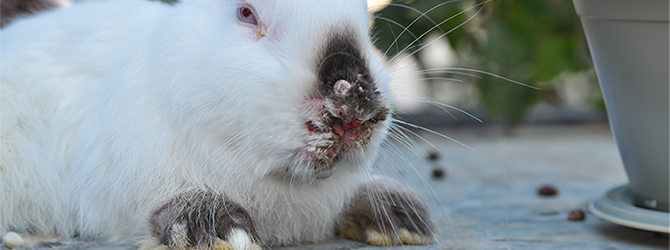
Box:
left=567, top=209, right=586, bottom=221
left=427, top=151, right=440, bottom=162
left=432, top=167, right=446, bottom=179
left=538, top=185, right=558, bottom=196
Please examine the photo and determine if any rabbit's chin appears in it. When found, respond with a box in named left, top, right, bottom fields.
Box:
left=268, top=96, right=384, bottom=181
left=278, top=146, right=364, bottom=181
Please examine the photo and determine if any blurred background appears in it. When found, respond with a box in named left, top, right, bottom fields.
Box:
left=368, top=0, right=606, bottom=128
left=358, top=2, right=669, bottom=249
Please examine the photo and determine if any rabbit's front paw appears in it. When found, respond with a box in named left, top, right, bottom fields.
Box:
left=141, top=190, right=261, bottom=250
left=338, top=179, right=436, bottom=246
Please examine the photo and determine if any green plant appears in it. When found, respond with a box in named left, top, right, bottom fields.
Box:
left=372, top=0, right=592, bottom=124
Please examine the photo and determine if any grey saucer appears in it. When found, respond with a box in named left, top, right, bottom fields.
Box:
left=590, top=184, right=669, bottom=233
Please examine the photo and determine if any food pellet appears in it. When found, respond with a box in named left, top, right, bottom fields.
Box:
left=538, top=185, right=558, bottom=196
left=432, top=167, right=445, bottom=179
left=567, top=209, right=586, bottom=221
left=3, top=232, right=24, bottom=249
left=427, top=151, right=440, bottom=162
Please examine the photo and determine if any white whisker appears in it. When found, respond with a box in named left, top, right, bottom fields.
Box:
left=380, top=0, right=467, bottom=58
left=415, top=69, right=483, bottom=79
left=392, top=118, right=475, bottom=151
left=388, top=126, right=425, bottom=157
left=391, top=95, right=483, bottom=123
left=373, top=16, right=420, bottom=41
left=387, top=0, right=491, bottom=68
left=390, top=122, right=442, bottom=154
left=376, top=3, right=446, bottom=34
left=378, top=143, right=459, bottom=243
left=424, top=67, right=541, bottom=90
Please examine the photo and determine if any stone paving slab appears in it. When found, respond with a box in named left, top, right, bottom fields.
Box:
left=6, top=123, right=669, bottom=250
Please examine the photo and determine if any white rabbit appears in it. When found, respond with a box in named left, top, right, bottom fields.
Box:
left=0, top=0, right=434, bottom=248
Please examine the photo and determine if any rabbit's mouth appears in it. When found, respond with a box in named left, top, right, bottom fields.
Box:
left=298, top=97, right=376, bottom=179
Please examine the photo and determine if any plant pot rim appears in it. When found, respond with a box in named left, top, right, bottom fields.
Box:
left=573, top=0, right=669, bottom=22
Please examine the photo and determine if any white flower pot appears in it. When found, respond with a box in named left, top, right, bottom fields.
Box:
left=572, top=0, right=669, bottom=232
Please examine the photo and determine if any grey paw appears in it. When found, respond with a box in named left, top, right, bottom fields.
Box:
left=338, top=179, right=436, bottom=246
left=141, top=190, right=262, bottom=250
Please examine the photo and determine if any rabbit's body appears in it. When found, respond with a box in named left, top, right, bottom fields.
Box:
left=2, top=0, right=206, bottom=240
left=1, top=0, right=434, bottom=248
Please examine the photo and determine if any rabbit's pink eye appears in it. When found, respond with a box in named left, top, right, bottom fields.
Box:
left=237, top=6, right=257, bottom=25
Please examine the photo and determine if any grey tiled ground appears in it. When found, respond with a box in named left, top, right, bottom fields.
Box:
left=341, top=123, right=668, bottom=250
left=8, top=123, right=669, bottom=250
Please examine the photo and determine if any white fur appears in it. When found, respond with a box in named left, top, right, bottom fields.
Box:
left=1, top=0, right=394, bottom=246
